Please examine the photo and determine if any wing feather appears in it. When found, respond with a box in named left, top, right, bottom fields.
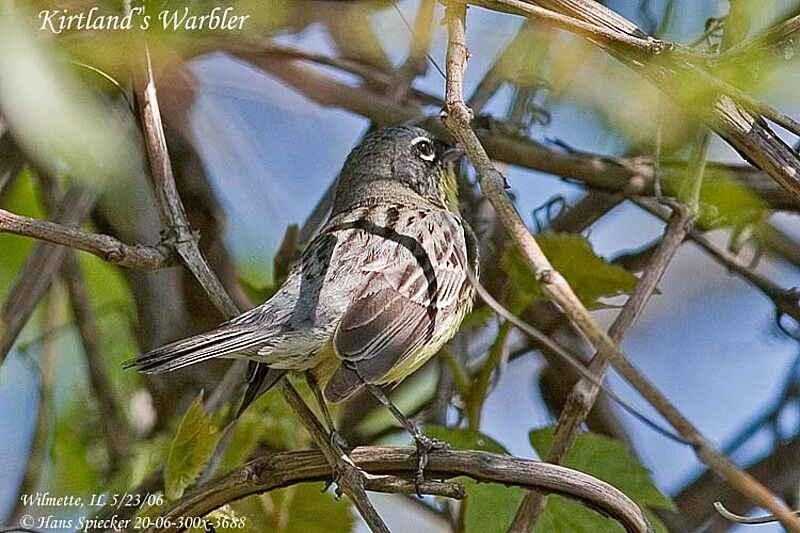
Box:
left=324, top=209, right=471, bottom=402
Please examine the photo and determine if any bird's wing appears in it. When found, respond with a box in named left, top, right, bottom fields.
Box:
left=325, top=207, right=471, bottom=402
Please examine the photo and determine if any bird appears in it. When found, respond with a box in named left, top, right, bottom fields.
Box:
left=125, top=126, right=478, bottom=461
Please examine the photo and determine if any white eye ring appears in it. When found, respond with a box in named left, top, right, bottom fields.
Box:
left=411, top=136, right=436, bottom=161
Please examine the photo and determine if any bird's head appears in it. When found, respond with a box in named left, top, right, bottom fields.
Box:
left=333, top=126, right=464, bottom=214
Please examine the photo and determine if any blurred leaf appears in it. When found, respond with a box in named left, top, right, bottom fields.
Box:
left=530, top=427, right=674, bottom=532
left=237, top=386, right=309, bottom=453
left=426, top=426, right=509, bottom=454
left=503, top=233, right=638, bottom=310
left=238, top=483, right=353, bottom=533
left=283, top=483, right=354, bottom=533
left=48, top=397, right=99, bottom=496
left=219, top=404, right=285, bottom=472
left=696, top=168, right=766, bottom=229
left=0, top=169, right=45, bottom=293
left=460, top=306, right=495, bottom=328
left=238, top=275, right=278, bottom=305
left=0, top=13, right=140, bottom=190
left=164, top=392, right=220, bottom=500
left=118, top=431, right=170, bottom=490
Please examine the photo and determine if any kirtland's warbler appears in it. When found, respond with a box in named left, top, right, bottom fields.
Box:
left=125, top=126, right=478, bottom=443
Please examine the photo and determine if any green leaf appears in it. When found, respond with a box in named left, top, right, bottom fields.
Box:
left=535, top=495, right=624, bottom=533
left=426, top=426, right=510, bottom=454
left=48, top=397, right=99, bottom=496
left=463, top=479, right=525, bottom=533
left=530, top=427, right=675, bottom=532
left=284, top=483, right=355, bottom=533
left=502, top=233, right=638, bottom=310
left=164, top=392, right=220, bottom=500
left=425, top=427, right=517, bottom=533
left=696, top=168, right=765, bottom=229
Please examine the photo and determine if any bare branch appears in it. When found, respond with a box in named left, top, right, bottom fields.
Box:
left=0, top=208, right=175, bottom=270
left=468, top=0, right=667, bottom=53
left=512, top=127, right=709, bottom=528
left=147, top=446, right=652, bottom=533
left=137, top=48, right=238, bottom=318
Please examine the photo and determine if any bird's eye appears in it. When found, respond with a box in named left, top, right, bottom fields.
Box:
left=411, top=137, right=436, bottom=162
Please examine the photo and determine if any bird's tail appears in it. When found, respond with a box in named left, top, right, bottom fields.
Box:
left=123, top=325, right=265, bottom=374
left=237, top=363, right=287, bottom=417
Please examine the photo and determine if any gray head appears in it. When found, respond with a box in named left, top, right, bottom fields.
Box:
left=332, top=126, right=462, bottom=214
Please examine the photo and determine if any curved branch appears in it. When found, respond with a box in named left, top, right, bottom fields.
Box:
left=148, top=446, right=652, bottom=533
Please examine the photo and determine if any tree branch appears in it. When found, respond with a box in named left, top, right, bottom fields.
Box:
left=511, top=127, right=709, bottom=528
left=147, top=446, right=652, bottom=533
left=235, top=46, right=796, bottom=211
left=0, top=208, right=175, bottom=270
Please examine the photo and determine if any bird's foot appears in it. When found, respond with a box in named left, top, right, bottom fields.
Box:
left=412, top=430, right=448, bottom=497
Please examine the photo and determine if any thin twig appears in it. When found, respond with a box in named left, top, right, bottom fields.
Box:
left=0, top=208, right=175, bottom=270
left=440, top=5, right=800, bottom=530
left=714, top=501, right=800, bottom=525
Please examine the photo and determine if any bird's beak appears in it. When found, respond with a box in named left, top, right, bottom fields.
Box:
left=441, top=145, right=465, bottom=164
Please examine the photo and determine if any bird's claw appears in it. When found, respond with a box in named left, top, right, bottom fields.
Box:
left=413, top=432, right=448, bottom=497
